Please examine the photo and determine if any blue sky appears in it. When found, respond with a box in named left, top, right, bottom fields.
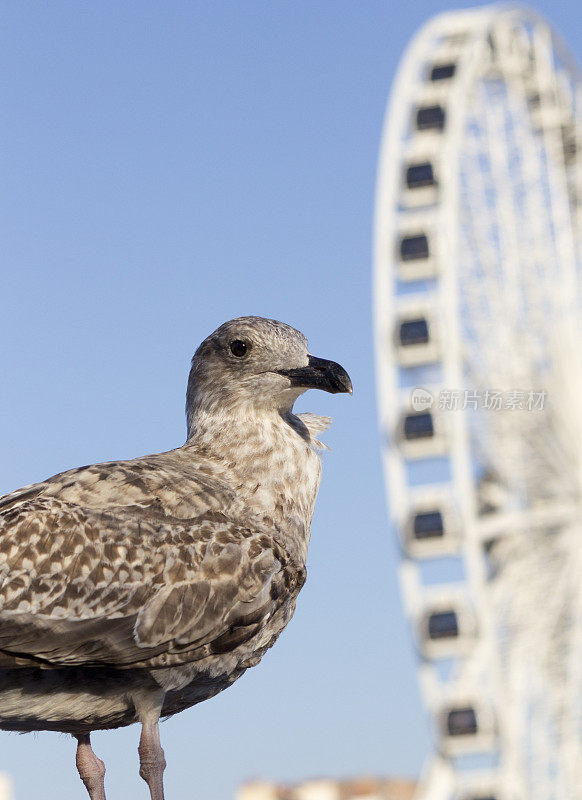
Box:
left=0, top=2, right=580, bottom=799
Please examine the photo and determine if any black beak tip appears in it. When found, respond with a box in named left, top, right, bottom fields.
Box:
left=277, top=356, right=353, bottom=395
left=311, top=356, right=353, bottom=395
left=335, top=371, right=353, bottom=395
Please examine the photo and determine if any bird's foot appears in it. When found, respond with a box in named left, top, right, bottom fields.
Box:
left=138, top=721, right=166, bottom=800
left=75, top=734, right=106, bottom=800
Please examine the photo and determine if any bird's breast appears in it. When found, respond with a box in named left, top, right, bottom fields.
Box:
left=187, top=411, right=323, bottom=560
left=240, top=428, right=321, bottom=532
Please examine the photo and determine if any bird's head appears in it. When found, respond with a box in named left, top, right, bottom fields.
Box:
left=186, top=316, right=352, bottom=431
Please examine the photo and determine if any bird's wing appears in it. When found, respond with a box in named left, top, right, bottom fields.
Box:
left=0, top=495, right=303, bottom=669
left=0, top=451, right=240, bottom=520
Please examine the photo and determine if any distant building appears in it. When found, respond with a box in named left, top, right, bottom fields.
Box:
left=237, top=777, right=416, bottom=800
left=0, top=774, right=13, bottom=800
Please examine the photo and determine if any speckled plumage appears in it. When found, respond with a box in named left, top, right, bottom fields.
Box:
left=0, top=316, right=351, bottom=799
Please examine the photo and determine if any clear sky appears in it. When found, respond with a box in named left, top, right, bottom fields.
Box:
left=0, top=2, right=580, bottom=800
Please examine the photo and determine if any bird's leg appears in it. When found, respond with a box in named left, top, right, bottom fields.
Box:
left=74, top=733, right=106, bottom=800
left=138, top=720, right=166, bottom=800
left=134, top=690, right=167, bottom=800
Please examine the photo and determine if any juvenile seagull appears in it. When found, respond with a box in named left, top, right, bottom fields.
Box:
left=0, top=317, right=351, bottom=800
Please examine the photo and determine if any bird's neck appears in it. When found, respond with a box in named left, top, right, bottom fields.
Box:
left=186, top=407, right=323, bottom=560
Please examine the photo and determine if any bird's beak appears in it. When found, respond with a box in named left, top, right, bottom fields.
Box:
left=277, top=355, right=353, bottom=395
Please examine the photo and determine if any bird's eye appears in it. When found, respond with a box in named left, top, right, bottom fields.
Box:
left=229, top=340, right=249, bottom=358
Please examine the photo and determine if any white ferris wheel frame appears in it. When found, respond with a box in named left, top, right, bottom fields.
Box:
left=373, top=5, right=582, bottom=800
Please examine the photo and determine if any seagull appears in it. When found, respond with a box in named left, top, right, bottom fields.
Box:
left=0, top=317, right=352, bottom=800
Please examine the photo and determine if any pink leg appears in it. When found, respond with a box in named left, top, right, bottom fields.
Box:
left=138, top=721, right=166, bottom=800
left=74, top=734, right=106, bottom=800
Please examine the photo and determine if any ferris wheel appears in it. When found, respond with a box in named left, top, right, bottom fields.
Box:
left=373, top=5, right=582, bottom=800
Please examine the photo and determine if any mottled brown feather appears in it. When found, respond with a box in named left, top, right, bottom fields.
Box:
left=0, top=475, right=301, bottom=671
